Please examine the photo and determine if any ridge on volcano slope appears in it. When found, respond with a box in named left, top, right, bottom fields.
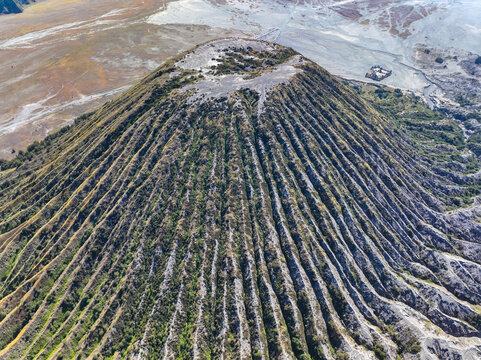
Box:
left=0, top=39, right=480, bottom=360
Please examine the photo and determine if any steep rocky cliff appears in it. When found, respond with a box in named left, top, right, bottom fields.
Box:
left=0, top=39, right=480, bottom=359
left=0, top=0, right=35, bottom=14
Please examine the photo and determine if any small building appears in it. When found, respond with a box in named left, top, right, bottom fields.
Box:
left=365, top=65, right=392, bottom=81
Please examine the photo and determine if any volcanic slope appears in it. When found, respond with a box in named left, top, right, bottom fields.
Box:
left=0, top=39, right=480, bottom=360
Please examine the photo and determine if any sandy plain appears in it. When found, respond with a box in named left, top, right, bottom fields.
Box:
left=0, top=0, right=243, bottom=158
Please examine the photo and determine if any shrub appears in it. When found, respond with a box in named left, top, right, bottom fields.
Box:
left=374, top=343, right=387, bottom=360
left=435, top=57, right=444, bottom=64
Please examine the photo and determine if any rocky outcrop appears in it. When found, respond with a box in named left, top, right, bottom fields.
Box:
left=0, top=0, right=36, bottom=14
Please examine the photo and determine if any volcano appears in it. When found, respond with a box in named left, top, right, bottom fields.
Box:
left=0, top=39, right=480, bottom=360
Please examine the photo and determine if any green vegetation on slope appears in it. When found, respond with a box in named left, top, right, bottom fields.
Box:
left=349, top=82, right=480, bottom=209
